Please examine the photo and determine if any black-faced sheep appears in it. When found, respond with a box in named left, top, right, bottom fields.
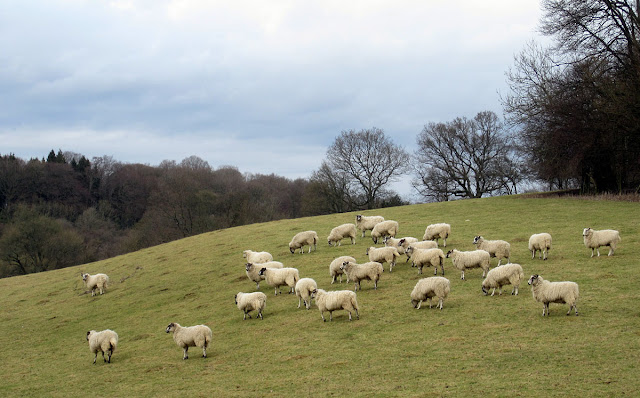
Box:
left=410, top=277, right=451, bottom=310
left=259, top=267, right=300, bottom=295
left=405, top=246, right=445, bottom=275
left=81, top=273, right=109, bottom=296
left=245, top=261, right=284, bottom=289
left=310, top=288, right=360, bottom=321
left=340, top=261, right=383, bottom=291
left=528, top=274, right=579, bottom=316
left=582, top=228, right=621, bottom=257
left=422, top=223, right=451, bottom=247
left=371, top=220, right=399, bottom=244
left=327, top=223, right=357, bottom=246
left=366, top=246, right=401, bottom=272
left=446, top=249, right=491, bottom=280
left=295, top=278, right=318, bottom=310
left=289, top=231, right=319, bottom=254
left=235, top=292, right=267, bottom=320
left=482, top=263, right=524, bottom=296
left=355, top=215, right=385, bottom=238
left=86, top=329, right=118, bottom=364
left=329, top=256, right=356, bottom=284
left=472, top=236, right=511, bottom=266
left=165, top=322, right=212, bottom=360
left=529, top=233, right=552, bottom=260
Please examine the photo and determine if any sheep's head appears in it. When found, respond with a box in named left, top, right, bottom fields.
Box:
left=245, top=263, right=253, bottom=272
left=327, top=239, right=333, bottom=246
left=81, top=273, right=88, bottom=281
left=582, top=228, right=592, bottom=237
left=528, top=274, right=540, bottom=286
left=310, top=289, right=318, bottom=299
left=166, top=323, right=176, bottom=333
left=242, top=251, right=248, bottom=258
left=234, top=294, right=238, bottom=305
left=473, top=236, right=482, bottom=245
left=411, top=299, right=420, bottom=308
left=289, top=246, right=295, bottom=254
left=406, top=246, right=414, bottom=254
left=258, top=267, right=267, bottom=276
left=86, top=330, right=95, bottom=341
left=340, top=261, right=351, bottom=270
left=481, top=281, right=489, bottom=295
left=445, top=250, right=453, bottom=258
left=356, top=215, right=362, bottom=222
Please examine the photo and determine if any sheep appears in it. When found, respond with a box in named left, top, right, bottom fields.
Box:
left=355, top=214, right=385, bottom=238
left=446, top=249, right=491, bottom=280
left=340, top=261, right=383, bottom=291
left=86, top=329, right=118, bottom=364
left=366, top=246, right=401, bottom=272
left=482, top=263, right=525, bottom=296
left=165, top=322, right=212, bottom=360
left=81, top=273, right=109, bottom=296
left=405, top=246, right=445, bottom=276
left=472, top=236, right=511, bottom=266
left=384, top=236, right=418, bottom=255
left=235, top=292, right=267, bottom=320
left=410, top=277, right=451, bottom=310
left=528, top=233, right=552, bottom=260
left=295, top=278, right=318, bottom=310
left=289, top=231, right=319, bottom=254
left=527, top=274, right=579, bottom=316
left=401, top=239, right=437, bottom=263
left=329, top=256, right=356, bottom=284
left=258, top=267, right=300, bottom=295
left=310, top=288, right=360, bottom=321
left=242, top=250, right=273, bottom=264
left=582, top=228, right=621, bottom=257
left=371, top=220, right=399, bottom=244
left=245, top=261, right=284, bottom=289
left=422, top=223, right=451, bottom=247
left=327, top=223, right=357, bottom=246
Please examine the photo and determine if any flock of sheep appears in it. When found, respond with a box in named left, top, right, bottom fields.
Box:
left=80, top=215, right=622, bottom=363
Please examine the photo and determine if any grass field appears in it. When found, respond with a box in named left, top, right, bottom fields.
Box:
left=0, top=195, right=638, bottom=397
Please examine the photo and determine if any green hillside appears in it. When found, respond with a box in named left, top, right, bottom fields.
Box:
left=1, top=196, right=638, bottom=397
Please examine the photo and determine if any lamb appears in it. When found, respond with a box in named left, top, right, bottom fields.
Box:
left=289, top=231, right=319, bottom=254
left=401, top=239, right=437, bottom=263
left=86, top=329, right=118, bottom=364
left=582, top=228, right=621, bottom=257
left=384, top=236, right=418, bottom=255
left=482, top=263, right=525, bottom=296
left=235, top=292, right=267, bottom=320
left=371, top=220, right=399, bottom=244
left=529, top=233, right=552, bottom=260
left=329, top=256, right=356, bottom=284
left=340, top=261, right=383, bottom=291
left=81, top=273, right=109, bottom=296
left=295, top=278, right=318, bottom=310
left=410, top=277, right=451, bottom=310
left=355, top=214, right=385, bottom=238
left=446, top=249, right=491, bottom=280
left=405, top=246, right=445, bottom=276
left=242, top=250, right=273, bottom=264
left=310, top=288, right=360, bottom=321
left=258, top=267, right=300, bottom=295
left=165, top=322, right=212, bottom=360
left=472, top=236, right=511, bottom=266
left=527, top=274, right=579, bottom=316
left=366, top=246, right=401, bottom=272
left=245, top=261, right=284, bottom=289
left=327, top=223, right=357, bottom=246
left=422, top=223, right=451, bottom=247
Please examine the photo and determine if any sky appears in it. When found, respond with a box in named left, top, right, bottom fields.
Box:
left=0, top=0, right=544, bottom=199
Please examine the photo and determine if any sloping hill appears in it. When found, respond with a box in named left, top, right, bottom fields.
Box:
left=1, top=196, right=638, bottom=397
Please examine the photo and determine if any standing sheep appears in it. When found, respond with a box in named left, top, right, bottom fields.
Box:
left=289, top=231, right=319, bottom=254
left=340, top=261, right=383, bottom=291
left=355, top=215, right=385, bottom=238
left=366, top=246, right=401, bottom=272
left=384, top=236, right=418, bottom=255
left=310, top=288, right=360, bottom=321
left=371, top=220, right=399, bottom=244
left=401, top=239, right=437, bottom=263
left=410, top=277, right=451, bottom=310
left=165, top=322, right=212, bottom=360
left=482, top=263, right=525, bottom=296
left=528, top=274, right=579, bottom=316
left=472, top=236, right=511, bottom=266
left=258, top=267, right=300, bottom=295
left=529, top=233, right=552, bottom=260
left=446, top=249, right=491, bottom=280
left=405, top=246, right=445, bottom=276
left=86, top=329, right=118, bottom=364
left=329, top=256, right=356, bottom=284
left=245, top=261, right=284, bottom=289
left=582, top=228, right=621, bottom=257
left=242, top=250, right=273, bottom=264
left=295, top=278, right=318, bottom=309
left=235, top=292, right=267, bottom=320
left=327, top=224, right=357, bottom=246
left=423, top=223, right=451, bottom=247
left=81, top=273, right=109, bottom=296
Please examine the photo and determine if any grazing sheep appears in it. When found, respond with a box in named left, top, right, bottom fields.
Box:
left=366, top=246, right=401, bottom=272
left=582, top=228, right=621, bottom=257
left=355, top=215, right=385, bottom=238
left=528, top=274, right=579, bottom=316
left=401, top=239, right=437, bottom=263
left=81, top=273, right=109, bottom=296
left=242, top=250, right=273, bottom=264
left=327, top=223, right=357, bottom=246
left=310, top=288, right=360, bottom=322
left=384, top=236, right=419, bottom=255
left=371, top=220, right=399, bottom=244
left=289, top=231, right=319, bottom=254
left=529, top=233, right=552, bottom=260
left=482, top=263, right=525, bottom=296
left=405, top=247, right=445, bottom=276
left=446, top=249, right=491, bottom=280
left=295, top=278, right=318, bottom=309
left=410, top=277, right=451, bottom=310
left=329, top=256, right=356, bottom=284
left=422, top=223, right=451, bottom=247
left=472, top=236, right=511, bottom=266
left=258, top=267, right=300, bottom=295
left=166, top=322, right=212, bottom=360
left=245, top=261, right=284, bottom=289
left=86, top=329, right=118, bottom=364
left=340, top=261, right=383, bottom=291
left=235, top=292, right=267, bottom=320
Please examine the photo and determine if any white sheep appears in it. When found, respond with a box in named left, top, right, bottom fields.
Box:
left=422, top=223, right=451, bottom=247
left=482, top=263, right=525, bottom=296
left=446, top=249, right=491, bottom=280
left=329, top=256, right=356, bottom=284
left=410, top=277, right=451, bottom=310
left=582, top=228, right=621, bottom=257
left=242, top=250, right=273, bottom=264
left=340, top=261, right=383, bottom=291
left=528, top=233, right=552, bottom=260
left=371, top=220, right=399, bottom=244
left=527, top=274, right=579, bottom=316
left=472, top=236, right=511, bottom=266
left=366, top=246, right=401, bottom=272
left=295, top=278, right=318, bottom=309
left=81, top=273, right=109, bottom=296
left=405, top=247, right=445, bottom=276
left=384, top=236, right=418, bottom=255
left=165, top=322, right=212, bottom=360
left=327, top=223, right=357, bottom=246
left=245, top=261, right=284, bottom=289
left=310, top=288, right=360, bottom=321
left=289, top=231, right=319, bottom=254
left=355, top=214, right=385, bottom=238
left=235, top=292, right=267, bottom=320
left=86, top=329, right=118, bottom=364
left=401, top=239, right=437, bottom=263
left=258, top=267, right=300, bottom=295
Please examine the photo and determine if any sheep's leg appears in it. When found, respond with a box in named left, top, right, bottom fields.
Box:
left=461, top=271, right=465, bottom=280
left=202, top=346, right=207, bottom=358
left=355, top=308, right=359, bottom=320
left=297, top=296, right=302, bottom=308
left=428, top=298, right=433, bottom=309
left=348, top=311, right=352, bottom=321
left=416, top=300, right=422, bottom=309
left=183, top=347, right=189, bottom=360
left=374, top=280, right=377, bottom=290
left=531, top=250, right=535, bottom=259
left=438, top=298, right=443, bottom=310
left=433, top=266, right=437, bottom=275
left=443, top=238, right=446, bottom=247
left=258, top=309, right=263, bottom=319
left=596, top=248, right=601, bottom=257
left=93, top=352, right=97, bottom=364
left=608, top=247, right=614, bottom=256
left=498, top=286, right=503, bottom=296
left=440, top=263, right=444, bottom=276
left=320, top=311, right=326, bottom=322
left=107, top=349, right=112, bottom=363
left=491, top=288, right=496, bottom=296
left=255, top=281, right=260, bottom=289
left=329, top=311, right=333, bottom=321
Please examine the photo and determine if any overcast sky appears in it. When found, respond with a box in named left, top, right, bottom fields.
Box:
left=0, top=0, right=543, bottom=199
